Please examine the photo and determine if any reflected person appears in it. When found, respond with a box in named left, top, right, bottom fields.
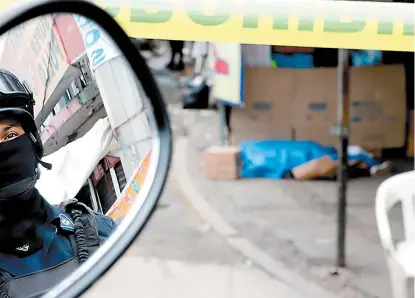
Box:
left=0, top=69, right=116, bottom=297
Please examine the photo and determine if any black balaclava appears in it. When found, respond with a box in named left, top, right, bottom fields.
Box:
left=0, top=133, right=46, bottom=255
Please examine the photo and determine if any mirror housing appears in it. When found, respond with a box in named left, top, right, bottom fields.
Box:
left=0, top=1, right=172, bottom=298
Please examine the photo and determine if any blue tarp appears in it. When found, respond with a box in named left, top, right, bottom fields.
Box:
left=271, top=53, right=314, bottom=68
left=351, top=50, right=382, bottom=67
left=240, top=140, right=379, bottom=179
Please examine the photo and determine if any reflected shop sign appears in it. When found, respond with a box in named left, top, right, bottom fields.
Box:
left=54, top=14, right=86, bottom=64
left=74, top=14, right=121, bottom=71
left=106, top=149, right=152, bottom=222
left=0, top=15, right=70, bottom=117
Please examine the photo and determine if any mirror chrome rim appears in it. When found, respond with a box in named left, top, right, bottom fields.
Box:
left=0, top=1, right=173, bottom=297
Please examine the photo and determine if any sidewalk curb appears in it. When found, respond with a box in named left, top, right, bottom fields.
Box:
left=172, top=137, right=337, bottom=298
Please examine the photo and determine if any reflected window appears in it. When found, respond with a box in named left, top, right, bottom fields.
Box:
left=42, top=112, right=54, bottom=127
left=70, top=81, right=79, bottom=96
left=54, top=92, right=71, bottom=114
left=89, top=157, right=127, bottom=214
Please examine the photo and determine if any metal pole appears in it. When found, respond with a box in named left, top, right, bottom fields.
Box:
left=335, top=49, right=350, bottom=270
left=109, top=167, right=122, bottom=198
left=219, top=103, right=227, bottom=146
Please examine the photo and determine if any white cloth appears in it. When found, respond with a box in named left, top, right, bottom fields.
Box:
left=36, top=117, right=113, bottom=205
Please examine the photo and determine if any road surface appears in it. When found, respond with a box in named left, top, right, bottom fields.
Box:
left=83, top=178, right=305, bottom=298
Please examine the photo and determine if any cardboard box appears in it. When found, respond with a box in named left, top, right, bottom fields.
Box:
left=292, top=155, right=338, bottom=180
left=293, top=65, right=406, bottom=149
left=243, top=67, right=294, bottom=121
left=230, top=67, right=294, bottom=144
left=292, top=68, right=338, bottom=146
left=408, top=110, right=414, bottom=157
left=204, top=146, right=241, bottom=180
left=349, top=65, right=406, bottom=149
left=408, top=136, right=414, bottom=157
left=294, top=122, right=337, bottom=147
left=231, top=65, right=406, bottom=150
left=230, top=115, right=293, bottom=145
left=292, top=68, right=338, bottom=124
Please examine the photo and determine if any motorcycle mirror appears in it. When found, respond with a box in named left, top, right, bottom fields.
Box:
left=0, top=1, right=172, bottom=298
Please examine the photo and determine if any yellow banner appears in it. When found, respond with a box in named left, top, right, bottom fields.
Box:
left=95, top=0, right=413, bottom=52
left=0, top=0, right=413, bottom=52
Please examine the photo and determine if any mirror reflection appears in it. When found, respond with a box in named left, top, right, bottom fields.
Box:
left=0, top=13, right=157, bottom=297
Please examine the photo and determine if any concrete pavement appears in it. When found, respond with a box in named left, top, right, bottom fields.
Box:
left=173, top=138, right=338, bottom=298
left=83, top=177, right=310, bottom=298
left=171, top=108, right=414, bottom=298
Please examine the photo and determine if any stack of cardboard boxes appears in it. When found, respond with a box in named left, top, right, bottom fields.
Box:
left=204, top=64, right=410, bottom=181
left=408, top=110, right=414, bottom=157
left=231, top=65, right=407, bottom=150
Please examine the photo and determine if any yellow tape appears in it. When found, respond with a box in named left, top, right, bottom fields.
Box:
left=96, top=0, right=414, bottom=52
left=0, top=0, right=413, bottom=52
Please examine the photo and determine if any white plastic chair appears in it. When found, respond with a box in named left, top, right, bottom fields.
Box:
left=376, top=170, right=415, bottom=298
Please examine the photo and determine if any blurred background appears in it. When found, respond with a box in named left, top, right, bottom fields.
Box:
left=0, top=9, right=413, bottom=298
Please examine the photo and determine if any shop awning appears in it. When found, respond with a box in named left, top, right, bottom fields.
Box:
left=36, top=117, right=113, bottom=206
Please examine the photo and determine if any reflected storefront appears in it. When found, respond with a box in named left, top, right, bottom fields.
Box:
left=87, top=156, right=127, bottom=214
left=0, top=13, right=129, bottom=203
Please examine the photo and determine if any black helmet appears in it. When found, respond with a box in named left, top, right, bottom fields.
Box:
left=0, top=69, right=44, bottom=160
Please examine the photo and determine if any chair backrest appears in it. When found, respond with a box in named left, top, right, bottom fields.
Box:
left=376, top=171, right=415, bottom=252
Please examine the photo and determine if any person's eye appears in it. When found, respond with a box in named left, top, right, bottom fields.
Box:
left=4, top=132, right=18, bottom=141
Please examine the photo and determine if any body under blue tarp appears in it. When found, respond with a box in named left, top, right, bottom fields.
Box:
left=240, top=140, right=379, bottom=179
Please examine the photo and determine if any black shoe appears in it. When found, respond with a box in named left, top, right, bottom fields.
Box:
left=167, top=61, right=176, bottom=70
left=140, top=42, right=152, bottom=51
left=176, top=61, right=185, bottom=71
